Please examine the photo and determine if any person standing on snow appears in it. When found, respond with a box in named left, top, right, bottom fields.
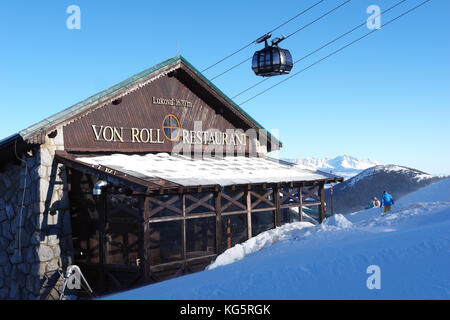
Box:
left=373, top=197, right=381, bottom=207
left=381, top=190, right=394, bottom=214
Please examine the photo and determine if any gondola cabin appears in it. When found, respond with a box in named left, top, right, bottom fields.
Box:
left=252, top=33, right=293, bottom=77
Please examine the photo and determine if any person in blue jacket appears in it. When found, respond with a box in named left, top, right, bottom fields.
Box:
left=381, top=190, right=394, bottom=214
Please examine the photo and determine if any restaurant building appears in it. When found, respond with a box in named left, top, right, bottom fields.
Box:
left=0, top=56, right=342, bottom=299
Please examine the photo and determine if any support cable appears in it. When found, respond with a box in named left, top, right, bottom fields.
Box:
left=239, top=0, right=431, bottom=105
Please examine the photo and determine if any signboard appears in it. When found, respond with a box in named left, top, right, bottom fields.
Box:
left=63, top=74, right=252, bottom=154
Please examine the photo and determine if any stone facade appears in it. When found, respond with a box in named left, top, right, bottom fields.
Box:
left=0, top=127, right=74, bottom=299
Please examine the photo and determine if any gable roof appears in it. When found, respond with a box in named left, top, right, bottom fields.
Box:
left=5, top=55, right=281, bottom=148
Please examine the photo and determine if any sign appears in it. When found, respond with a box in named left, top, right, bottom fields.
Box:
left=152, top=96, right=193, bottom=108
left=91, top=124, right=247, bottom=146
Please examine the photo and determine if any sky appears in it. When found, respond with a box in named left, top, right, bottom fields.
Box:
left=1, top=0, right=449, bottom=175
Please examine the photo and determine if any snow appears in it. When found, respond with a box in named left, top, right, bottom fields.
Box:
left=287, top=155, right=380, bottom=180
left=206, top=222, right=315, bottom=270
left=77, top=153, right=334, bottom=187
left=104, top=179, right=450, bottom=300
left=344, top=164, right=435, bottom=189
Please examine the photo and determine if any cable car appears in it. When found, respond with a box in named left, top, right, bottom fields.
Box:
left=252, top=33, right=293, bottom=77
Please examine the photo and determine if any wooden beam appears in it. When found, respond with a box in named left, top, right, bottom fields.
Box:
left=246, top=191, right=252, bottom=239
left=319, top=183, right=326, bottom=223
left=299, top=186, right=303, bottom=222
left=140, top=196, right=151, bottom=281
left=274, top=185, right=281, bottom=227
left=182, top=195, right=186, bottom=261
left=215, top=191, right=222, bottom=254
left=97, top=193, right=107, bottom=293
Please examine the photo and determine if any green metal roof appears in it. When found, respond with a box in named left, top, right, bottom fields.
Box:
left=15, top=55, right=281, bottom=146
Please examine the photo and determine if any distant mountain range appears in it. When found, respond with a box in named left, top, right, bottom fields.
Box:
left=285, top=155, right=381, bottom=180
left=325, top=165, right=442, bottom=214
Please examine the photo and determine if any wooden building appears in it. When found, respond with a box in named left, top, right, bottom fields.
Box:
left=0, top=56, right=343, bottom=299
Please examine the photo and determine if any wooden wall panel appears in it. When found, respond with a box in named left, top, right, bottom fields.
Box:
left=63, top=74, right=253, bottom=154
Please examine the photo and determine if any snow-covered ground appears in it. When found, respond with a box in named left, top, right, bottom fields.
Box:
left=105, top=179, right=450, bottom=300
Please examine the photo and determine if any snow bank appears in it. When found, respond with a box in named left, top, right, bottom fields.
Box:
left=207, top=222, right=314, bottom=270
left=397, top=178, right=450, bottom=206
left=208, top=214, right=353, bottom=270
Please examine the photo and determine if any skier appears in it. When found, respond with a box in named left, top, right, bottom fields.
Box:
left=373, top=197, right=381, bottom=208
left=368, top=197, right=381, bottom=209
left=381, top=190, right=394, bottom=215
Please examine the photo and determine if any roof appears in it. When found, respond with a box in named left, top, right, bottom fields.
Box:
left=75, top=153, right=340, bottom=188
left=1, top=55, right=281, bottom=148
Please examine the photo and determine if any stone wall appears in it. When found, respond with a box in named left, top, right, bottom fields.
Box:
left=0, top=127, right=74, bottom=299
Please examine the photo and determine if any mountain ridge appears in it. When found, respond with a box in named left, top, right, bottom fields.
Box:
left=284, top=155, right=381, bottom=180
left=325, top=164, right=441, bottom=214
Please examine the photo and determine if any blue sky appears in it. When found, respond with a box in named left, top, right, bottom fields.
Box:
left=1, top=0, right=449, bottom=174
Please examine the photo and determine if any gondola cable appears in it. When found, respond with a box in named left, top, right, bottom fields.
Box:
left=210, top=0, right=353, bottom=80
left=232, top=0, right=408, bottom=99
left=238, top=0, right=432, bottom=105
left=200, top=0, right=326, bottom=73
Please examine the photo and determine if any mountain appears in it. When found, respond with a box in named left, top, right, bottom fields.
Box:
left=325, top=164, right=442, bottom=214
left=286, top=155, right=380, bottom=180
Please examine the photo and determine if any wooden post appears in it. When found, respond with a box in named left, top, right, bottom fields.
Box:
left=246, top=189, right=252, bottom=239
left=182, top=194, right=186, bottom=261
left=319, top=183, right=326, bottom=223
left=139, top=196, right=150, bottom=282
left=298, top=186, right=303, bottom=222
left=274, top=185, right=281, bottom=227
left=215, top=191, right=222, bottom=254
left=96, top=193, right=107, bottom=293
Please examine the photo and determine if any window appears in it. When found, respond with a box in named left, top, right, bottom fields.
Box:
left=221, top=214, right=247, bottom=250
left=149, top=220, right=183, bottom=265
left=162, top=114, right=180, bottom=141
left=186, top=217, right=216, bottom=259
left=251, top=210, right=275, bottom=237
left=281, top=207, right=300, bottom=224
left=105, top=193, right=140, bottom=265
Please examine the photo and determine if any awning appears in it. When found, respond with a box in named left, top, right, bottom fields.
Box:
left=55, top=151, right=343, bottom=192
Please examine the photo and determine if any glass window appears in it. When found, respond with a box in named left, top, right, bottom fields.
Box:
left=265, top=50, right=272, bottom=66
left=105, top=193, right=140, bottom=265
left=221, top=214, right=248, bottom=250
left=163, top=117, right=171, bottom=127
left=149, top=220, right=182, bottom=265
left=251, top=210, right=275, bottom=237
left=259, top=52, right=265, bottom=67
left=162, top=114, right=180, bottom=141
left=281, top=207, right=300, bottom=225
left=68, top=170, right=100, bottom=264
left=280, top=51, right=286, bottom=65
left=272, top=49, right=280, bottom=65
left=171, top=128, right=179, bottom=140
left=285, top=50, right=293, bottom=65
left=252, top=54, right=258, bottom=68
left=186, top=217, right=216, bottom=259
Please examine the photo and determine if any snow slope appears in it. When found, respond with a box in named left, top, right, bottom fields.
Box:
left=105, top=179, right=450, bottom=300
